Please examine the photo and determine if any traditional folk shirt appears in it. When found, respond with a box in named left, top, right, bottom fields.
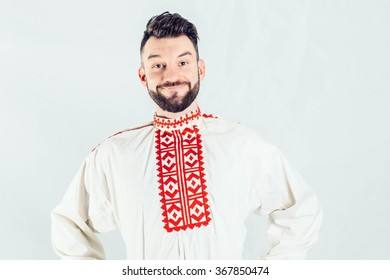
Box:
left=51, top=107, right=322, bottom=260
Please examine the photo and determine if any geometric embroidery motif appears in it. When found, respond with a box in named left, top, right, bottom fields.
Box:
left=154, top=107, right=202, bottom=131
left=155, top=125, right=211, bottom=232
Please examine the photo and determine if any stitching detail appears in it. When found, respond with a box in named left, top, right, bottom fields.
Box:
left=202, top=113, right=218, bottom=119
left=155, top=126, right=211, bottom=232
left=154, top=108, right=201, bottom=130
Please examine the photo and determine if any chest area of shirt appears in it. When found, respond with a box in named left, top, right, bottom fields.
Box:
left=107, top=126, right=251, bottom=232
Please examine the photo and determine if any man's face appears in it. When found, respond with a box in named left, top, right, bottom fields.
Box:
left=139, top=35, right=205, bottom=113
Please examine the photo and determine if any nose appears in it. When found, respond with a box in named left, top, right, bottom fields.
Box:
left=162, top=65, right=180, bottom=83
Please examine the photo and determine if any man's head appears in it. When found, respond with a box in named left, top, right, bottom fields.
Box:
left=138, top=12, right=205, bottom=115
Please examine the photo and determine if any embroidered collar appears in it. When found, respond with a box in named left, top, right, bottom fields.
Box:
left=153, top=107, right=202, bottom=131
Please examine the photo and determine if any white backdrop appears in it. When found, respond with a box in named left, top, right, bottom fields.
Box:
left=1, top=0, right=389, bottom=259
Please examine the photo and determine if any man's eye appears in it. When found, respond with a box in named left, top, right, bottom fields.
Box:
left=153, top=64, right=165, bottom=69
left=179, top=61, right=188, bottom=66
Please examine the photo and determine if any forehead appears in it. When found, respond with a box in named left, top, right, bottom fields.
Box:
left=142, top=35, right=196, bottom=60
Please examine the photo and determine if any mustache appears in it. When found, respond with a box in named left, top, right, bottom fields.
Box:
left=156, top=81, right=191, bottom=90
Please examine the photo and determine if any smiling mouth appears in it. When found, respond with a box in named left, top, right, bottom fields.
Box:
left=157, top=81, right=190, bottom=92
left=161, top=84, right=185, bottom=90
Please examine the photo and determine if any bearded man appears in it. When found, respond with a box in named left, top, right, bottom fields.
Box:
left=51, top=12, right=322, bottom=260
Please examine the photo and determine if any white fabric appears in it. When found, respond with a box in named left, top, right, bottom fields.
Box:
left=51, top=110, right=322, bottom=259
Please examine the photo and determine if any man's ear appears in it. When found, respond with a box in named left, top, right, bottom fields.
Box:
left=138, top=66, right=147, bottom=87
left=198, top=59, right=206, bottom=80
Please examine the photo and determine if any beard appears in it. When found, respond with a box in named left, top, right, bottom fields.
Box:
left=147, top=78, right=200, bottom=113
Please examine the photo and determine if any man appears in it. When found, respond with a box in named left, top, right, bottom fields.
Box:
left=51, top=12, right=322, bottom=260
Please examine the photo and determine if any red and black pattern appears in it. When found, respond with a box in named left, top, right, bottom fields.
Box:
left=155, top=126, right=211, bottom=232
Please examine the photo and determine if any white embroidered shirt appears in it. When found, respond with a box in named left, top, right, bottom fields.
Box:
left=51, top=108, right=322, bottom=259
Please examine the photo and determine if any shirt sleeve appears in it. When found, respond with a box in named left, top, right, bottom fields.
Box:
left=51, top=151, right=117, bottom=259
left=256, top=147, right=323, bottom=259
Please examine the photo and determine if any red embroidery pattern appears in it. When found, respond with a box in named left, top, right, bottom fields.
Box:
left=155, top=126, right=211, bottom=232
left=154, top=108, right=201, bottom=130
left=202, top=113, right=218, bottom=119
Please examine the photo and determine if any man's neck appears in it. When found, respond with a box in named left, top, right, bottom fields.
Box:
left=155, top=101, right=198, bottom=119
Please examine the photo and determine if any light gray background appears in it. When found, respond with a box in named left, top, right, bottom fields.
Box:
left=1, top=0, right=389, bottom=259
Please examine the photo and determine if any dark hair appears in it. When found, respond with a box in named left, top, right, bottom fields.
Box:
left=140, top=12, right=199, bottom=60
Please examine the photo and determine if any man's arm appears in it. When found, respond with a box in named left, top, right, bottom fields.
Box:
left=51, top=152, right=117, bottom=259
left=256, top=148, right=322, bottom=259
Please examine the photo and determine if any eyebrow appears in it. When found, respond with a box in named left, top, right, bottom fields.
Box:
left=147, top=54, right=161, bottom=60
left=147, top=51, right=193, bottom=60
left=178, top=51, right=192, bottom=58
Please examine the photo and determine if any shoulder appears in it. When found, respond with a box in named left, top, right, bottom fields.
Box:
left=92, top=121, right=154, bottom=152
left=202, top=114, right=282, bottom=159
left=203, top=115, right=272, bottom=144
